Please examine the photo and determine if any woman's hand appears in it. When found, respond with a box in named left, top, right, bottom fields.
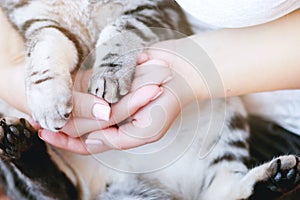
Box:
left=38, top=59, right=182, bottom=154
left=1, top=5, right=205, bottom=154
left=38, top=49, right=203, bottom=154
left=38, top=35, right=211, bottom=155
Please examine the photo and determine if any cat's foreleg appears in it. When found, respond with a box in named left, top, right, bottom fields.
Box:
left=25, top=26, right=79, bottom=131
left=88, top=0, right=184, bottom=103
left=197, top=98, right=251, bottom=200
left=88, top=14, right=160, bottom=103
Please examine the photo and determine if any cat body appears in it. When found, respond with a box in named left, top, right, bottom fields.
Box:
left=1, top=98, right=300, bottom=200
left=0, top=0, right=299, bottom=199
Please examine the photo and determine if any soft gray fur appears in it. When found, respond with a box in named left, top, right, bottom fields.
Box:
left=0, top=98, right=300, bottom=199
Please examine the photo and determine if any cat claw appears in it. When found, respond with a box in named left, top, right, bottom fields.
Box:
left=88, top=66, right=133, bottom=103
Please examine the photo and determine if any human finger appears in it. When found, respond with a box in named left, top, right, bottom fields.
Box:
left=61, top=85, right=163, bottom=137
left=64, top=59, right=172, bottom=134
left=38, top=129, right=110, bottom=155
left=71, top=59, right=171, bottom=119
left=137, top=52, right=149, bottom=64
left=27, top=117, right=41, bottom=130
left=71, top=91, right=111, bottom=120
left=41, top=90, right=180, bottom=154
left=131, top=59, right=172, bottom=91
left=84, top=90, right=181, bottom=152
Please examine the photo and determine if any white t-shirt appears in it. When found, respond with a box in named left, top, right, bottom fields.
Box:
left=176, top=0, right=300, bottom=28
left=176, top=0, right=300, bottom=135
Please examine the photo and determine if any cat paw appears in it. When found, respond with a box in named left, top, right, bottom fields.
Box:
left=250, top=155, right=300, bottom=199
left=88, top=64, right=135, bottom=103
left=27, top=80, right=73, bottom=131
left=267, top=155, right=300, bottom=193
left=0, top=118, right=37, bottom=159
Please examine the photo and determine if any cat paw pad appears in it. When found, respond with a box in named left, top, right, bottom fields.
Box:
left=250, top=155, right=300, bottom=200
left=0, top=118, right=37, bottom=159
left=267, top=155, right=300, bottom=193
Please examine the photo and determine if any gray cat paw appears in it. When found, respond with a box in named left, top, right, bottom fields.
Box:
left=88, top=64, right=135, bottom=103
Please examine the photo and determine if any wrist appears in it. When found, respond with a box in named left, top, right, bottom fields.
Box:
left=147, top=38, right=215, bottom=103
left=170, top=37, right=219, bottom=103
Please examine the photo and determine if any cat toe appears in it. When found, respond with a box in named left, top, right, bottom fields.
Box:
left=88, top=66, right=133, bottom=103
left=88, top=75, right=120, bottom=103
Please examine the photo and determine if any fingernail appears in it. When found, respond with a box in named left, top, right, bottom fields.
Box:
left=162, top=76, right=173, bottom=84
left=85, top=139, right=104, bottom=146
left=144, top=59, right=169, bottom=67
left=92, top=103, right=111, bottom=121
left=151, top=87, right=164, bottom=101
left=38, top=130, right=49, bottom=141
left=38, top=130, right=43, bottom=140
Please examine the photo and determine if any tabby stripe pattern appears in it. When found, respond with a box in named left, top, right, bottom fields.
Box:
left=211, top=153, right=249, bottom=166
left=228, top=140, right=249, bottom=150
left=14, top=0, right=29, bottom=9
left=21, top=19, right=59, bottom=33
left=0, top=160, right=32, bottom=199
left=229, top=114, right=248, bottom=131
left=35, top=25, right=84, bottom=68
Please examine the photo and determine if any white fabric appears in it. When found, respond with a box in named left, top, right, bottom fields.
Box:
left=176, top=0, right=300, bottom=135
left=176, top=0, right=300, bottom=28
left=242, top=91, right=300, bottom=134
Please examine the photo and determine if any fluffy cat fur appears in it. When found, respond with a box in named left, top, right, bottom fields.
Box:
left=0, top=0, right=299, bottom=199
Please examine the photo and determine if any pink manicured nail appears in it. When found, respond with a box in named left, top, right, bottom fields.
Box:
left=85, top=139, right=104, bottom=146
left=38, top=130, right=49, bottom=141
left=92, top=103, right=111, bottom=121
left=143, top=59, right=169, bottom=67
left=37, top=130, right=44, bottom=140
left=151, top=87, right=164, bottom=101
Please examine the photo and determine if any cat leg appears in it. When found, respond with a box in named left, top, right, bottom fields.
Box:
left=0, top=117, right=78, bottom=200
left=197, top=99, right=300, bottom=200
left=89, top=16, right=159, bottom=103
left=25, top=26, right=79, bottom=131
left=89, top=1, right=185, bottom=103
left=2, top=0, right=92, bottom=132
left=196, top=98, right=251, bottom=200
